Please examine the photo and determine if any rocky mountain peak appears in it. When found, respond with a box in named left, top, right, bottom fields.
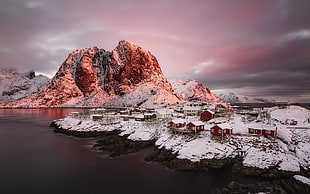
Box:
left=110, top=40, right=172, bottom=95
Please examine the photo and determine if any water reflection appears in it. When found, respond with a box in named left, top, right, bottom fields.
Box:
left=0, top=108, right=90, bottom=120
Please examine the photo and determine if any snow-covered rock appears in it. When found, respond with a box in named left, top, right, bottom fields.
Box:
left=294, top=175, right=310, bottom=185
left=0, top=69, right=49, bottom=103
left=169, top=78, right=224, bottom=103
left=216, top=92, right=271, bottom=103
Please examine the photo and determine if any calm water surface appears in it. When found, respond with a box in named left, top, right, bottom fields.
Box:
left=0, top=109, right=264, bottom=194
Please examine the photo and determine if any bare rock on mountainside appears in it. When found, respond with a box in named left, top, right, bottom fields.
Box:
left=0, top=40, right=180, bottom=107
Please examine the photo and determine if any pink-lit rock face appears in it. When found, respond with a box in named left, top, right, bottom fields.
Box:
left=109, top=40, right=175, bottom=95
left=75, top=48, right=101, bottom=97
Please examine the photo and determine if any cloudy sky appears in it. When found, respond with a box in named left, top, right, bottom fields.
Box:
left=1, top=0, right=310, bottom=102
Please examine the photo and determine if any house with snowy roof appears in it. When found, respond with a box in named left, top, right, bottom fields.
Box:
left=167, top=119, right=205, bottom=133
left=247, top=123, right=277, bottom=137
left=200, top=110, right=214, bottom=121
left=210, top=123, right=232, bottom=136
left=186, top=121, right=205, bottom=132
left=182, top=106, right=201, bottom=116
left=155, top=109, right=173, bottom=119
left=167, top=119, right=186, bottom=132
left=134, top=113, right=156, bottom=121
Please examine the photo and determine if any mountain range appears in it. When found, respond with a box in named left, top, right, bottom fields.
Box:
left=0, top=40, right=269, bottom=108
left=1, top=40, right=222, bottom=108
left=216, top=92, right=272, bottom=104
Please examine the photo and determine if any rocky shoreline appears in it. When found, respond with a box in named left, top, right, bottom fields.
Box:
left=50, top=123, right=310, bottom=193
left=51, top=121, right=111, bottom=137
left=145, top=147, right=310, bottom=193
left=51, top=121, right=155, bottom=156
left=145, top=147, right=309, bottom=178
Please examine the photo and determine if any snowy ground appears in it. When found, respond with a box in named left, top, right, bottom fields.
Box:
left=54, top=105, right=310, bottom=173
left=294, top=175, right=310, bottom=185
left=54, top=116, right=122, bottom=132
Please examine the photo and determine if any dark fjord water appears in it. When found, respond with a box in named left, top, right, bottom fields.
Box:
left=0, top=109, right=266, bottom=194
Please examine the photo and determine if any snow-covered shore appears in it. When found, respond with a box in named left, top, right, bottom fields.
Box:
left=51, top=106, right=310, bottom=176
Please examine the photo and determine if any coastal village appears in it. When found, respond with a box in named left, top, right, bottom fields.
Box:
left=54, top=101, right=310, bottom=178
left=66, top=102, right=302, bottom=138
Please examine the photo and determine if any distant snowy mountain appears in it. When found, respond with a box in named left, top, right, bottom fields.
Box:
left=169, top=79, right=224, bottom=103
left=216, top=92, right=271, bottom=103
left=1, top=40, right=180, bottom=107
left=0, top=69, right=49, bottom=104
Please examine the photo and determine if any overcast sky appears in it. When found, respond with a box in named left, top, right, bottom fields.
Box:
left=1, top=0, right=310, bottom=102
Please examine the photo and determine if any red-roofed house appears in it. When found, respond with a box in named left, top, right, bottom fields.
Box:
left=200, top=110, right=214, bottom=121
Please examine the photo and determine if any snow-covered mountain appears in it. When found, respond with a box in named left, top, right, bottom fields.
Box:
left=0, top=69, right=49, bottom=104
left=169, top=79, right=224, bottom=103
left=1, top=40, right=180, bottom=107
left=216, top=92, right=271, bottom=104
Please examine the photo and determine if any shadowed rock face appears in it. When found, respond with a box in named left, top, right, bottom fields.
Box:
left=1, top=40, right=178, bottom=107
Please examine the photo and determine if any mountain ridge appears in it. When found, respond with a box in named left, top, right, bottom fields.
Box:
left=0, top=40, right=231, bottom=108
left=216, top=92, right=272, bottom=104
left=0, top=40, right=181, bottom=107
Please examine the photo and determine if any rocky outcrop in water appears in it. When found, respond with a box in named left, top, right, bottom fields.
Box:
left=51, top=121, right=154, bottom=156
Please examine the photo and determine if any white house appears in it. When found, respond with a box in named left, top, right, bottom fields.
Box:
left=182, top=106, right=201, bottom=116
left=155, top=108, right=174, bottom=119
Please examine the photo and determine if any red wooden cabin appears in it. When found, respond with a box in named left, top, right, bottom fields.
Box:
left=167, top=119, right=186, bottom=129
left=186, top=121, right=205, bottom=132
left=248, top=124, right=277, bottom=137
left=200, top=110, right=214, bottom=121
left=211, top=123, right=232, bottom=136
